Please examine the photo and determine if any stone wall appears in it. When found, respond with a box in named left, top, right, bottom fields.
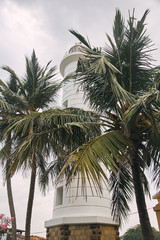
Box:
left=46, top=223, right=120, bottom=240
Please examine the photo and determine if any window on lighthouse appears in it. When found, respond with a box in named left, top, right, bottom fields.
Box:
left=56, top=186, right=63, bottom=206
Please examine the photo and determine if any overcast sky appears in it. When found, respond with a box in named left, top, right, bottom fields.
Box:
left=0, top=0, right=160, bottom=237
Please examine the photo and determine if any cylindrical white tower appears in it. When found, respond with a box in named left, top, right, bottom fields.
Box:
left=45, top=44, right=119, bottom=240
left=60, top=43, right=90, bottom=110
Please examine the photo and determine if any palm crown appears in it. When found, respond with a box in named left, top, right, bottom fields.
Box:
left=1, top=50, right=60, bottom=112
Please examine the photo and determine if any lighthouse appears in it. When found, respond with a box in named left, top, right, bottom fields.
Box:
left=60, top=43, right=90, bottom=110
left=45, top=44, right=120, bottom=240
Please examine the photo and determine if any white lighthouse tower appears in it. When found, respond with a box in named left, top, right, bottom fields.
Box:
left=60, top=43, right=89, bottom=110
left=45, top=44, right=120, bottom=240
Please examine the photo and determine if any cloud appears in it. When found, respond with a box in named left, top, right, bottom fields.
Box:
left=0, top=0, right=160, bottom=237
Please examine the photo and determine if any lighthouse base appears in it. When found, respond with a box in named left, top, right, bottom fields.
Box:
left=46, top=223, right=120, bottom=240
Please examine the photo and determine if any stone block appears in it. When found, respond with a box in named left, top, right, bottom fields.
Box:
left=46, top=223, right=119, bottom=240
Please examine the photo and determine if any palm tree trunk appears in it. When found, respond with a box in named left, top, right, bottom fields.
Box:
left=25, top=167, right=36, bottom=240
left=6, top=131, right=17, bottom=240
left=131, top=156, right=155, bottom=240
left=6, top=177, right=17, bottom=240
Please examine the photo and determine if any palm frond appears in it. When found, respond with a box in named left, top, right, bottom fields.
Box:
left=152, top=156, right=160, bottom=188
left=58, top=130, right=129, bottom=192
left=109, top=160, right=134, bottom=224
left=69, top=30, right=91, bottom=49
left=0, top=97, right=14, bottom=112
left=104, top=9, right=154, bottom=94
left=0, top=79, right=28, bottom=111
left=2, top=66, right=26, bottom=96
left=23, top=50, right=60, bottom=110
left=113, top=9, right=125, bottom=49
left=0, top=139, right=12, bottom=166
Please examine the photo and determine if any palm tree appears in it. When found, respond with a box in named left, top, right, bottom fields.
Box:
left=0, top=51, right=101, bottom=240
left=0, top=50, right=61, bottom=240
left=59, top=9, right=160, bottom=240
left=0, top=77, right=21, bottom=240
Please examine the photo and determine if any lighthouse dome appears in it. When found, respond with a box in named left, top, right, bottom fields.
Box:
left=68, top=43, right=83, bottom=54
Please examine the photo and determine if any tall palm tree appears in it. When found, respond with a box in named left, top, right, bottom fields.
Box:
left=0, top=50, right=61, bottom=240
left=0, top=77, right=21, bottom=240
left=59, top=9, right=160, bottom=240
left=0, top=51, right=101, bottom=240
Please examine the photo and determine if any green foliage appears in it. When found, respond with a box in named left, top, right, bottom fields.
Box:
left=0, top=50, right=102, bottom=186
left=70, top=9, right=153, bottom=113
left=0, top=51, right=102, bottom=240
left=1, top=50, right=60, bottom=112
left=121, top=225, right=160, bottom=240
left=61, top=11, right=160, bottom=238
left=0, top=50, right=60, bottom=175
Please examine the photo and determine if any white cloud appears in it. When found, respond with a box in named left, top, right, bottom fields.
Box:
left=0, top=0, right=160, bottom=237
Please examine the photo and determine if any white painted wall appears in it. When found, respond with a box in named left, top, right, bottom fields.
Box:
left=60, top=44, right=90, bottom=110
left=45, top=44, right=118, bottom=228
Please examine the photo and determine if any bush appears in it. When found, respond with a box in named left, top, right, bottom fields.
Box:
left=121, top=225, right=160, bottom=240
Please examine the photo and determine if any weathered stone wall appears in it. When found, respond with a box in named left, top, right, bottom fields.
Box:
left=46, top=223, right=120, bottom=240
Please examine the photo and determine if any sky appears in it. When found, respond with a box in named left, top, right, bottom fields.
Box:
left=0, top=0, right=160, bottom=237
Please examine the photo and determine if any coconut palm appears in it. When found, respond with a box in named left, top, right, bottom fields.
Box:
left=0, top=50, right=61, bottom=240
left=0, top=51, right=101, bottom=240
left=0, top=76, right=21, bottom=240
left=60, top=9, right=160, bottom=240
